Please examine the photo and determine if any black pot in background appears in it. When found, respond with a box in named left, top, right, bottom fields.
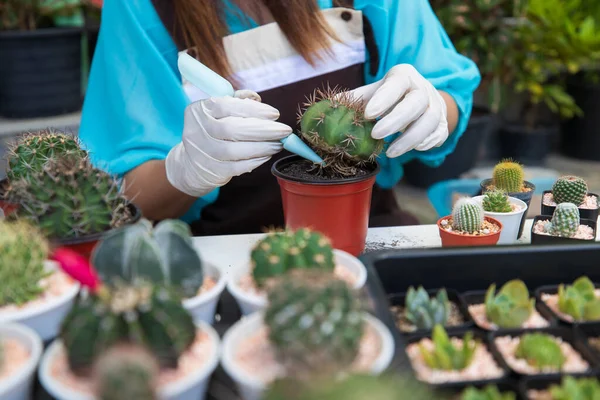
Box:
left=530, top=215, right=597, bottom=245
left=0, top=28, right=83, bottom=119
left=499, top=123, right=558, bottom=166
left=402, top=108, right=492, bottom=189
left=559, top=74, right=600, bottom=161
left=540, top=190, right=600, bottom=222
left=480, top=179, right=535, bottom=239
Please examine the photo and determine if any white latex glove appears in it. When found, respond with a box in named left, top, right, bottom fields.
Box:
left=345, top=64, right=449, bottom=158
left=165, top=90, right=292, bottom=197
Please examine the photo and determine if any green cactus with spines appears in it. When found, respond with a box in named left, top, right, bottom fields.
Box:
left=460, top=385, right=516, bottom=400
left=452, top=197, right=485, bottom=233
left=514, top=333, right=565, bottom=370
left=548, top=376, right=600, bottom=400
left=552, top=176, right=588, bottom=206
left=6, top=128, right=87, bottom=182
left=492, top=159, right=525, bottom=193
left=484, top=280, right=535, bottom=329
left=482, top=189, right=512, bottom=213
left=557, top=276, right=600, bottom=321
left=91, top=218, right=204, bottom=298
left=298, top=86, right=384, bottom=176
left=404, top=286, right=450, bottom=330
left=5, top=154, right=133, bottom=239
left=545, top=203, right=580, bottom=238
left=59, top=281, right=196, bottom=374
left=93, top=344, right=159, bottom=400
left=251, top=228, right=335, bottom=288
left=264, top=270, right=365, bottom=377
left=419, top=325, right=478, bottom=371
left=0, top=220, right=51, bottom=306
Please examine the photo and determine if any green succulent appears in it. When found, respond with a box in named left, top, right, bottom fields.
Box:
left=549, top=375, right=600, bottom=400
left=482, top=189, right=512, bottom=213
left=484, top=280, right=535, bottom=329
left=545, top=203, right=581, bottom=238
left=405, top=286, right=451, bottom=330
left=419, top=325, right=478, bottom=371
left=557, top=276, right=600, bottom=321
left=460, top=385, right=516, bottom=400
left=514, top=333, right=565, bottom=370
left=552, top=176, right=588, bottom=206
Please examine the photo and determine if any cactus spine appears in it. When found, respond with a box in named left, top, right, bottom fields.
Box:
left=557, top=276, right=600, bottom=321
left=492, top=159, right=524, bottom=193
left=484, top=280, right=534, bottom=328
left=452, top=197, right=485, bottom=233
left=251, top=228, right=335, bottom=288
left=546, top=203, right=580, bottom=238
left=404, top=286, right=450, bottom=330
left=298, top=86, right=384, bottom=176
left=514, top=333, right=565, bottom=370
left=552, top=176, right=588, bottom=206
left=0, top=220, right=50, bottom=306
left=482, top=189, right=512, bottom=213
left=92, top=219, right=204, bottom=298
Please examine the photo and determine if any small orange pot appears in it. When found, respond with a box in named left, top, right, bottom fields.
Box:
left=437, top=216, right=503, bottom=247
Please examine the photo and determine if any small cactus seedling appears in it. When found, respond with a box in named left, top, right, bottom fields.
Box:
left=264, top=270, right=364, bottom=378
left=0, top=220, right=50, bottom=306
left=482, top=189, right=512, bottom=213
left=59, top=281, right=196, bottom=374
left=484, top=280, right=535, bottom=329
left=549, top=376, right=600, bottom=400
left=6, top=128, right=86, bottom=182
left=544, top=203, right=580, bottom=238
left=557, top=276, right=600, bottom=321
left=93, top=344, right=159, bottom=400
left=460, top=384, right=516, bottom=400
left=251, top=228, right=335, bottom=288
left=419, top=325, right=478, bottom=371
left=5, top=155, right=133, bottom=239
left=452, top=197, right=485, bottom=233
left=514, top=333, right=565, bottom=370
left=404, top=286, right=450, bottom=330
left=552, top=176, right=588, bottom=206
left=91, top=219, right=204, bottom=298
left=492, top=159, right=525, bottom=193
left=298, top=86, right=384, bottom=176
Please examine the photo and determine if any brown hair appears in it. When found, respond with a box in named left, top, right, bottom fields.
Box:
left=171, top=0, right=336, bottom=84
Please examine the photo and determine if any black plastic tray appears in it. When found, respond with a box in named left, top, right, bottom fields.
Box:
left=540, top=190, right=600, bottom=222
left=531, top=215, right=597, bottom=245
left=535, top=283, right=600, bottom=328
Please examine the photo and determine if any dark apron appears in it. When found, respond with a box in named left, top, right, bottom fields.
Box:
left=153, top=0, right=419, bottom=236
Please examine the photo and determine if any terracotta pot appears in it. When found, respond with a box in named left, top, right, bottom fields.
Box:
left=272, top=155, right=379, bottom=256
left=437, top=216, right=503, bottom=247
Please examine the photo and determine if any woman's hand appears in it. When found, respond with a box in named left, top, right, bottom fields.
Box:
left=344, top=64, right=450, bottom=158
left=165, top=90, right=292, bottom=197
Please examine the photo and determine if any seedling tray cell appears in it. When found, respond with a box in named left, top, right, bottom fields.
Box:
left=530, top=215, right=597, bottom=245
left=518, top=372, right=600, bottom=400
left=535, top=284, right=600, bottom=329
left=541, top=190, right=600, bottom=222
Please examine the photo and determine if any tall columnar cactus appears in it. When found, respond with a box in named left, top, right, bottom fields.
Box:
left=557, top=276, right=600, bottom=321
left=6, top=129, right=86, bottom=181
left=93, top=345, right=159, bottom=400
left=545, top=203, right=580, bottom=238
left=404, top=286, right=450, bottom=330
left=264, top=271, right=364, bottom=377
left=492, top=159, right=524, bottom=193
left=460, top=385, right=516, bottom=400
left=5, top=155, right=132, bottom=239
left=59, top=282, right=196, bottom=374
left=552, top=176, right=588, bottom=205
left=419, top=325, right=478, bottom=371
left=298, top=86, right=384, bottom=176
left=549, top=376, right=600, bottom=400
left=514, top=333, right=565, bottom=370
left=0, top=220, right=50, bottom=306
left=452, top=197, right=485, bottom=233
left=484, top=280, right=535, bottom=328
left=91, top=219, right=204, bottom=298
left=482, top=189, right=512, bottom=213
left=251, top=228, right=335, bottom=288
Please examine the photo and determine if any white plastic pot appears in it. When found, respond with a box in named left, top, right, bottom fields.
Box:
left=226, top=249, right=368, bottom=315
left=183, top=262, right=226, bottom=325
left=220, top=312, right=395, bottom=400
left=0, top=261, right=80, bottom=342
left=0, top=323, right=43, bottom=400
left=473, top=195, right=528, bottom=245
left=38, top=321, right=221, bottom=400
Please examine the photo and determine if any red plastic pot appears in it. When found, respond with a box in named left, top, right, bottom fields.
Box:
left=272, top=155, right=379, bottom=256
left=437, top=216, right=503, bottom=247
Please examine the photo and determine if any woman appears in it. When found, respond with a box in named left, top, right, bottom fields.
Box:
left=79, top=0, right=480, bottom=236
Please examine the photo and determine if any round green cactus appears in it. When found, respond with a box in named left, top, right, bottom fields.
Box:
left=482, top=189, right=512, bottom=213
left=5, top=155, right=132, bottom=239
left=492, top=159, right=524, bottom=193
left=484, top=280, right=535, bottom=329
left=264, top=271, right=364, bottom=377
left=419, top=325, right=478, bottom=371
left=6, top=129, right=87, bottom=182
left=557, top=276, right=600, bottom=321
left=405, top=286, right=450, bottom=330
left=452, top=197, right=485, bottom=233
left=514, top=333, right=565, bottom=370
left=299, top=87, right=384, bottom=176
left=552, top=176, right=588, bottom=206
left=549, top=376, right=600, bottom=400
left=546, top=203, right=580, bottom=238
left=251, top=228, right=335, bottom=288
left=0, top=220, right=50, bottom=306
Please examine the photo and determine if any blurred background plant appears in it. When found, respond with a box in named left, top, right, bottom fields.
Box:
left=0, top=0, right=85, bottom=30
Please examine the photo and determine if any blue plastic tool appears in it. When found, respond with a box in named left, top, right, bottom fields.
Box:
left=178, top=53, right=324, bottom=165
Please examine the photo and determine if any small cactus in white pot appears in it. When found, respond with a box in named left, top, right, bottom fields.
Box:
left=437, top=197, right=503, bottom=247
left=472, top=190, right=528, bottom=245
